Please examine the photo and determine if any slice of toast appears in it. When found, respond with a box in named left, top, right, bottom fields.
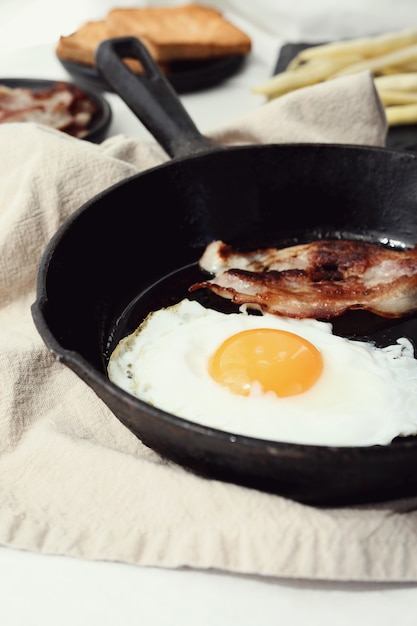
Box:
left=56, top=20, right=110, bottom=67
left=55, top=4, right=252, bottom=72
left=56, top=20, right=158, bottom=74
left=106, top=3, right=252, bottom=62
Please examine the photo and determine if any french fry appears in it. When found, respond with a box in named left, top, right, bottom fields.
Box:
left=285, top=49, right=363, bottom=71
left=334, top=43, right=417, bottom=77
left=374, top=73, right=417, bottom=90
left=287, top=28, right=417, bottom=67
left=385, top=103, right=417, bottom=125
left=252, top=55, right=359, bottom=98
left=378, top=64, right=417, bottom=75
left=377, top=89, right=417, bottom=106
left=252, top=28, right=417, bottom=126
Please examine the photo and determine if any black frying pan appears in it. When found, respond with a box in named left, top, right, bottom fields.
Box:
left=32, top=38, right=417, bottom=506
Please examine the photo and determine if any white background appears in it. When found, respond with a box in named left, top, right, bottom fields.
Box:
left=1, top=1, right=417, bottom=623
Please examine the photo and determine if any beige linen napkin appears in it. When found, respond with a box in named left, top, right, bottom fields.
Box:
left=3, top=70, right=417, bottom=583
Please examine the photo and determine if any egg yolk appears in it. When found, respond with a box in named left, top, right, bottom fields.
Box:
left=209, top=328, right=323, bottom=397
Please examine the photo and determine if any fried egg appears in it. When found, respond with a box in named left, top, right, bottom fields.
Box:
left=107, top=298, right=417, bottom=447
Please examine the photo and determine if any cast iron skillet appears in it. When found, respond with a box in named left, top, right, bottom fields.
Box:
left=32, top=37, right=417, bottom=507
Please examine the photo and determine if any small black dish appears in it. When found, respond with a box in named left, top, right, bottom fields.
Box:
left=0, top=77, right=112, bottom=143
left=59, top=54, right=247, bottom=95
left=274, top=42, right=417, bottom=152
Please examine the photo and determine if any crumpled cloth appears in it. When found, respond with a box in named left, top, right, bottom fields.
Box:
left=3, top=70, right=417, bottom=583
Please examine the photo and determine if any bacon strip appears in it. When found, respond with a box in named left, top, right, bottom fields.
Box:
left=0, top=83, right=97, bottom=138
left=189, top=239, right=417, bottom=319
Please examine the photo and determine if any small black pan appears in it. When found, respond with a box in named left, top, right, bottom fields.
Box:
left=0, top=77, right=111, bottom=142
left=32, top=38, right=417, bottom=506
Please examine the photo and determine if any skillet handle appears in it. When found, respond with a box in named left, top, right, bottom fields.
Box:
left=95, top=37, right=216, bottom=159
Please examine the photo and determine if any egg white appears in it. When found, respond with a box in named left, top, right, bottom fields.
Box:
left=107, top=298, right=417, bottom=447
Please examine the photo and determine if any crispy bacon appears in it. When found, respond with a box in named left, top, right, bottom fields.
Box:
left=189, top=239, right=417, bottom=319
left=0, top=82, right=97, bottom=138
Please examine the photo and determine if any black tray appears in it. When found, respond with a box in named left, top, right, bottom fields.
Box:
left=274, top=42, right=417, bottom=152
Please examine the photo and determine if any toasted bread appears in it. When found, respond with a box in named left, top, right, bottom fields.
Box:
left=106, top=3, right=252, bottom=62
left=56, top=20, right=154, bottom=74
left=56, top=4, right=251, bottom=72
left=56, top=20, right=110, bottom=67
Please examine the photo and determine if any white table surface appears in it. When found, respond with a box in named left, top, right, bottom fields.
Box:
left=2, top=1, right=417, bottom=623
